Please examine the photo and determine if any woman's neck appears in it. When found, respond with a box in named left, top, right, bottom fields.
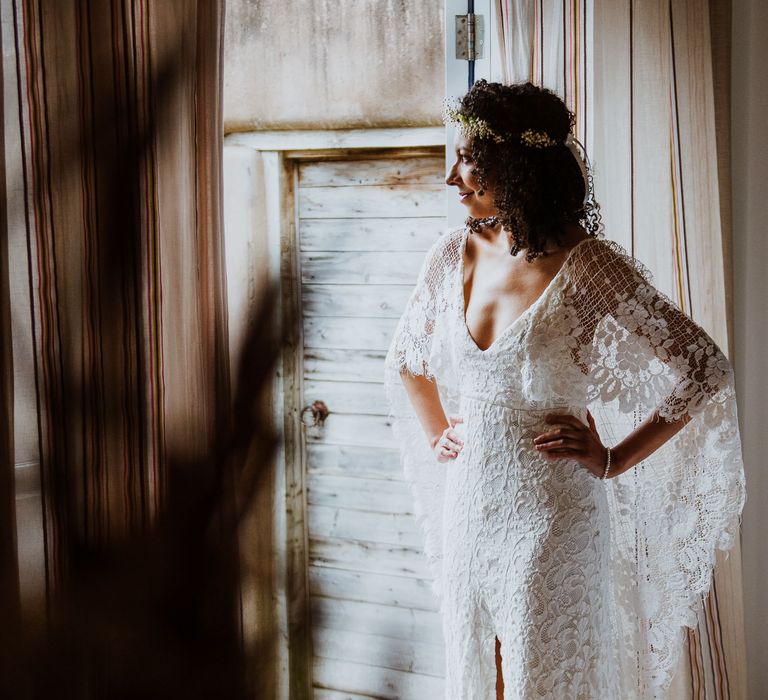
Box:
left=470, top=215, right=587, bottom=255
left=500, top=223, right=587, bottom=255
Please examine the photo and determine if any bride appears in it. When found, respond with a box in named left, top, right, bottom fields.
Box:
left=383, top=79, right=746, bottom=699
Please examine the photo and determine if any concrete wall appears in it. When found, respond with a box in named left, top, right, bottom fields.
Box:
left=223, top=0, right=445, bottom=132
left=731, top=1, right=768, bottom=697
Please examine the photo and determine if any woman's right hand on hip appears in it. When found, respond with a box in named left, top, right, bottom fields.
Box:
left=430, top=415, right=464, bottom=462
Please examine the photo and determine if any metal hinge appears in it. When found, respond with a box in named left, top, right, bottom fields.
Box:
left=455, top=13, right=485, bottom=60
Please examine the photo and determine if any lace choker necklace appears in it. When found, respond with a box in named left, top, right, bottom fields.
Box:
left=464, top=215, right=543, bottom=257
left=465, top=215, right=499, bottom=234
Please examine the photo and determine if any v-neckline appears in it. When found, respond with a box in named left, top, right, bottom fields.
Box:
left=458, top=226, right=594, bottom=354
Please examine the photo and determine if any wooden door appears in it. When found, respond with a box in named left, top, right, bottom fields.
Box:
left=292, top=150, right=448, bottom=698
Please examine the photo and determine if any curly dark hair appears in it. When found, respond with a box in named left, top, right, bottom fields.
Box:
left=451, top=79, right=603, bottom=261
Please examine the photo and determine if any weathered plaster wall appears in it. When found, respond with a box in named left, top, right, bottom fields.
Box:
left=223, top=0, right=445, bottom=132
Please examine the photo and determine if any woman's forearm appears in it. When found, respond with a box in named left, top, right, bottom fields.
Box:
left=610, top=408, right=693, bottom=477
left=400, top=371, right=451, bottom=447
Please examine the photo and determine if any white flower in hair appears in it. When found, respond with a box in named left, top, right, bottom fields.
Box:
left=519, top=128, right=558, bottom=148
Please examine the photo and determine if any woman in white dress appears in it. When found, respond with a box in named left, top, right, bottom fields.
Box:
left=383, top=80, right=746, bottom=699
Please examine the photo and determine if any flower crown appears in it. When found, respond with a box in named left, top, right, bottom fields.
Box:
left=441, top=101, right=559, bottom=148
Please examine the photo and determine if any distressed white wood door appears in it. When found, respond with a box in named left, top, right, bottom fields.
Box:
left=295, top=150, right=448, bottom=699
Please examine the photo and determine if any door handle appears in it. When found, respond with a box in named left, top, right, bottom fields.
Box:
left=301, top=400, right=329, bottom=428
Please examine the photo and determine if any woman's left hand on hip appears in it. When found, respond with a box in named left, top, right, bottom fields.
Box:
left=532, top=410, right=610, bottom=478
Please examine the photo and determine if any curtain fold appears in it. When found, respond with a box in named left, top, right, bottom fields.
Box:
left=0, top=9, right=23, bottom=683
left=494, top=1, right=746, bottom=697
left=2, top=0, right=229, bottom=618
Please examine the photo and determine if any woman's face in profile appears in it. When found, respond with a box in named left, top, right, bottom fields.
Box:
left=445, top=129, right=498, bottom=218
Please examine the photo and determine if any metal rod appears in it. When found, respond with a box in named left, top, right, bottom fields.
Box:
left=467, top=0, right=475, bottom=89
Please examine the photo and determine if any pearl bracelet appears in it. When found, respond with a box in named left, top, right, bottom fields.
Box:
left=601, top=447, right=612, bottom=480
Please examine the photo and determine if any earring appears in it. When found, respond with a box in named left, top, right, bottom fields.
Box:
left=477, top=189, right=485, bottom=196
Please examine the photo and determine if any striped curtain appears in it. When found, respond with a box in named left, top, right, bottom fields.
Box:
left=1, top=0, right=228, bottom=607
left=0, top=27, right=21, bottom=675
left=494, top=1, right=746, bottom=697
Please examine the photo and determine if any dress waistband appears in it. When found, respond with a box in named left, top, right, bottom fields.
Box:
left=460, top=392, right=588, bottom=417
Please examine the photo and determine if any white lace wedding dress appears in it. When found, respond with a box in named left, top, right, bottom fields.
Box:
left=383, top=224, right=746, bottom=699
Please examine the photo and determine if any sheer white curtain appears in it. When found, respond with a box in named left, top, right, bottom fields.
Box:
left=493, top=1, right=746, bottom=697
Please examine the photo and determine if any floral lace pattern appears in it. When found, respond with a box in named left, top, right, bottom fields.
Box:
left=383, top=225, right=746, bottom=699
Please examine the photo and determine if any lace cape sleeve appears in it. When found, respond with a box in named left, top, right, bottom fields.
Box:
left=383, top=226, right=464, bottom=602
left=570, top=239, right=748, bottom=697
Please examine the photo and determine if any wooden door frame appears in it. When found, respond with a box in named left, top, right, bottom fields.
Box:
left=223, top=128, right=444, bottom=700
